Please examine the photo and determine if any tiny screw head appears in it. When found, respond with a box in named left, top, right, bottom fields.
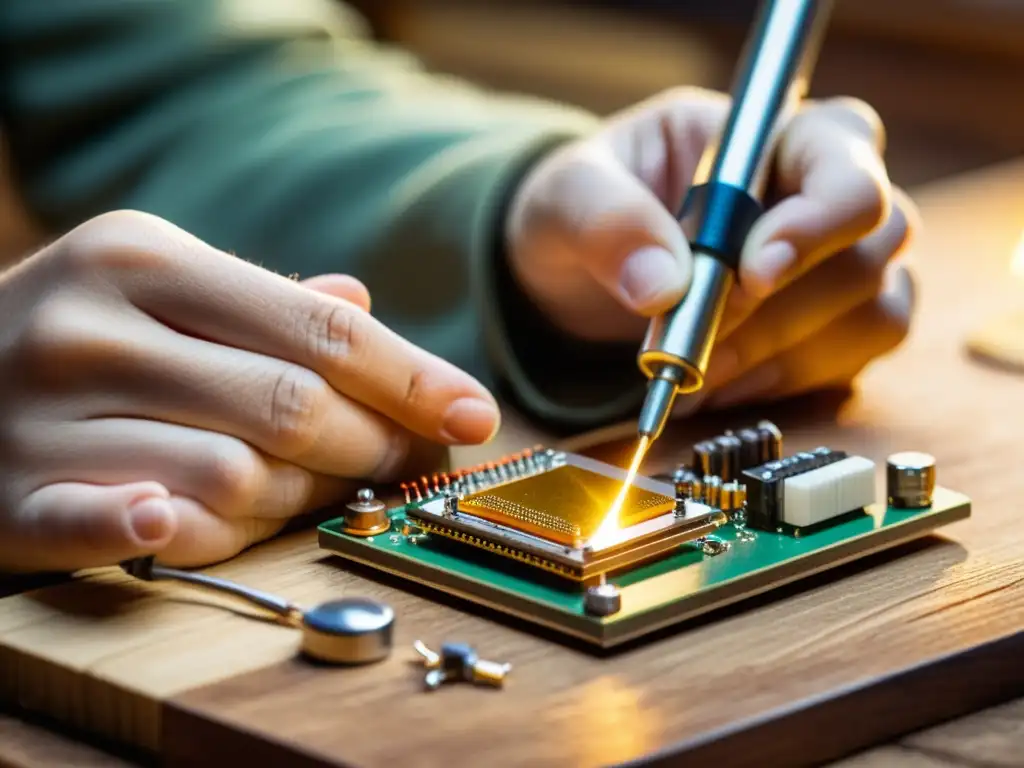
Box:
left=357, top=488, right=374, bottom=503
left=584, top=583, right=622, bottom=617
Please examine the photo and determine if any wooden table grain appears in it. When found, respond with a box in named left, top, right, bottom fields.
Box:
left=2, top=161, right=1023, bottom=767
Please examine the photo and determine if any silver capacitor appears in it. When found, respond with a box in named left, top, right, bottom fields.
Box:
left=343, top=488, right=390, bottom=536
left=886, top=451, right=936, bottom=509
left=301, top=597, right=395, bottom=665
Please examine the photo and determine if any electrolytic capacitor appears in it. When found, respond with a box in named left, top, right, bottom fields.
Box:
left=692, top=440, right=722, bottom=478
left=690, top=475, right=705, bottom=504
left=737, top=428, right=763, bottom=471
left=757, top=420, right=783, bottom=462
left=886, top=451, right=936, bottom=509
left=673, top=467, right=699, bottom=502
left=720, top=480, right=747, bottom=512
left=703, top=475, right=722, bottom=508
left=342, top=489, right=390, bottom=536
left=715, top=433, right=743, bottom=482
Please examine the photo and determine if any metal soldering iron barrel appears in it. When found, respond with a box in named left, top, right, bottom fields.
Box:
left=637, top=0, right=833, bottom=422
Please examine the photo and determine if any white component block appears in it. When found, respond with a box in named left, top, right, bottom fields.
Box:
left=782, top=456, right=876, bottom=528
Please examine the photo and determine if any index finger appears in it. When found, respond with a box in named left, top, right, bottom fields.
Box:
left=78, top=211, right=500, bottom=445
left=739, top=98, right=891, bottom=297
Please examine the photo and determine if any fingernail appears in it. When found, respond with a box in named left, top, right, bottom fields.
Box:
left=441, top=398, right=501, bottom=444
left=746, top=241, right=797, bottom=297
left=620, top=247, right=685, bottom=311
left=707, top=363, right=782, bottom=409
left=128, top=498, right=175, bottom=543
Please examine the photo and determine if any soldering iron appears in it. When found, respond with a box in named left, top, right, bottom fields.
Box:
left=636, top=0, right=834, bottom=442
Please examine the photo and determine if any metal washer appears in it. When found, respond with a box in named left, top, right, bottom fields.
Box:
left=300, top=597, right=395, bottom=665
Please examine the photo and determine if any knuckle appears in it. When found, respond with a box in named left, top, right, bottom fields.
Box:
left=12, top=294, right=87, bottom=375
left=402, top=368, right=431, bottom=410
left=57, top=210, right=176, bottom=277
left=203, top=441, right=261, bottom=512
left=819, top=96, right=886, bottom=150
left=306, top=302, right=364, bottom=367
left=266, top=366, right=326, bottom=457
left=844, top=189, right=916, bottom=286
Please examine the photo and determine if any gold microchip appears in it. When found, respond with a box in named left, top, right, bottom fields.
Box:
left=458, top=464, right=674, bottom=547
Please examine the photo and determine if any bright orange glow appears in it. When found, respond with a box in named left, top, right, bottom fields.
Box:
left=590, top=436, right=651, bottom=548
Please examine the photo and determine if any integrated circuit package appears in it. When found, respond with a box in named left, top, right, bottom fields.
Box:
left=319, top=424, right=970, bottom=647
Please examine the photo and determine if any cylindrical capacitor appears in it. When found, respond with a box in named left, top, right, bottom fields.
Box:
left=342, top=489, right=390, bottom=536
left=703, top=474, right=722, bottom=508
left=737, top=427, right=763, bottom=471
left=720, top=480, right=747, bottom=512
left=673, top=467, right=699, bottom=501
left=886, top=451, right=936, bottom=509
left=692, top=440, right=722, bottom=478
left=715, top=433, right=743, bottom=482
left=690, top=474, right=705, bottom=504
left=757, top=420, right=783, bottom=462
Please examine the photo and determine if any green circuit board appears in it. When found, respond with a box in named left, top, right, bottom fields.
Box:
left=318, top=482, right=970, bottom=647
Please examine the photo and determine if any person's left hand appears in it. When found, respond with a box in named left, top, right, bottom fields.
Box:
left=505, top=87, right=916, bottom=411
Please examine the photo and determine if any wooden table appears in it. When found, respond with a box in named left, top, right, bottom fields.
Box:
left=2, top=160, right=1023, bottom=767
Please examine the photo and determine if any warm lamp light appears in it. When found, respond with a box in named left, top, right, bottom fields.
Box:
left=965, top=228, right=1024, bottom=370
left=1010, top=228, right=1024, bottom=280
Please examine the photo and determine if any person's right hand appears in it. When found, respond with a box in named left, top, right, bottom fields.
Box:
left=0, top=211, right=500, bottom=574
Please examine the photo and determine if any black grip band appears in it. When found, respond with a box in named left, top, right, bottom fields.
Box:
left=677, top=182, right=764, bottom=272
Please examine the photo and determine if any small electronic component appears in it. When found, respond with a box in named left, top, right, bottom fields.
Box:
left=719, top=480, right=747, bottom=512
left=690, top=420, right=783, bottom=482
left=584, top=583, right=622, bottom=616
left=742, top=448, right=876, bottom=530
left=456, top=464, right=675, bottom=548
left=341, top=488, right=390, bottom=536
left=301, top=598, right=395, bottom=665
left=887, top=451, right=937, bottom=509
left=404, top=449, right=724, bottom=582
left=413, top=640, right=511, bottom=691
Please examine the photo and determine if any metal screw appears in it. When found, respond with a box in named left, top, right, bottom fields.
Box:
left=357, top=488, right=374, bottom=503
left=584, top=583, right=621, bottom=616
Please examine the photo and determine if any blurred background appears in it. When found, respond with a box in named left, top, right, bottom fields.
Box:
left=344, top=0, right=1024, bottom=188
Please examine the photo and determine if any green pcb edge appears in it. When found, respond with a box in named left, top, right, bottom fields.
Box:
left=317, top=486, right=970, bottom=647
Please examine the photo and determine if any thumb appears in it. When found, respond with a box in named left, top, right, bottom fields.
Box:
left=299, top=274, right=372, bottom=313
left=528, top=143, right=693, bottom=316
left=0, top=482, right=178, bottom=573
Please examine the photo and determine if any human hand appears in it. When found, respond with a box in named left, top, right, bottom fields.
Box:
left=505, top=88, right=916, bottom=410
left=0, top=211, right=499, bottom=573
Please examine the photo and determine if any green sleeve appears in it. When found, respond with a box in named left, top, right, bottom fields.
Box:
left=0, top=0, right=645, bottom=431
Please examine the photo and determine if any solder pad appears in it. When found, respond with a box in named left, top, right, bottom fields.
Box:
left=458, top=464, right=675, bottom=547
left=318, top=450, right=972, bottom=648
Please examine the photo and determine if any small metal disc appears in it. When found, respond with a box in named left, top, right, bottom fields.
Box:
left=584, top=583, right=621, bottom=617
left=300, top=597, right=394, bottom=665
left=886, top=451, right=937, bottom=509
